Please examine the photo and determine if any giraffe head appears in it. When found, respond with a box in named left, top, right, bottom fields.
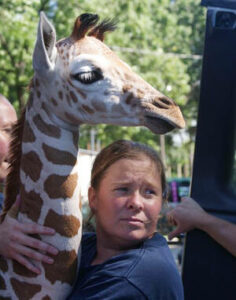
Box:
left=32, top=12, right=185, bottom=134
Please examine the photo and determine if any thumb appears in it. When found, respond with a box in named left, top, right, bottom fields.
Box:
left=168, top=227, right=182, bottom=241
left=7, top=195, right=21, bottom=219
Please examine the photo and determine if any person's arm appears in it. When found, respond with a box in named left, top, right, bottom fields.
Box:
left=0, top=198, right=58, bottom=274
left=167, top=197, right=236, bottom=257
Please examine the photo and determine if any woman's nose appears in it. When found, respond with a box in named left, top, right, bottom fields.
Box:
left=127, top=192, right=144, bottom=211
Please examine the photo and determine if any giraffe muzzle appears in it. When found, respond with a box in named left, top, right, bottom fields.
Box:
left=144, top=115, right=175, bottom=134
left=141, top=100, right=185, bottom=134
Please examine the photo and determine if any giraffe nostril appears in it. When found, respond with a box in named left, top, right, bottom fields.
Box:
left=159, top=96, right=173, bottom=106
left=153, top=96, right=173, bottom=109
left=152, top=101, right=165, bottom=109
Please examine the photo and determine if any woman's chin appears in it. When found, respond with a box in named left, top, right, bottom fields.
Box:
left=121, top=229, right=149, bottom=244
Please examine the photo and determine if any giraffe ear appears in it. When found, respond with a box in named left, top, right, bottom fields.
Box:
left=33, top=11, right=56, bottom=75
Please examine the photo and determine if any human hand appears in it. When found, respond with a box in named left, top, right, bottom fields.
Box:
left=167, top=197, right=207, bottom=240
left=0, top=197, right=58, bottom=274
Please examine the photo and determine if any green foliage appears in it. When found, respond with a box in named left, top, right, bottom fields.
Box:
left=0, top=0, right=206, bottom=176
left=0, top=0, right=41, bottom=111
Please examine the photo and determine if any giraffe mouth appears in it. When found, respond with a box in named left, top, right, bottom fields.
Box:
left=144, top=115, right=175, bottom=134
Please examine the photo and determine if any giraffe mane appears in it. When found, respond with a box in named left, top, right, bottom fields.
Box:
left=71, top=13, right=117, bottom=42
left=0, top=109, right=25, bottom=223
left=88, top=19, right=117, bottom=41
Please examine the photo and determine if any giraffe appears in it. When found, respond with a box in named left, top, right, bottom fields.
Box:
left=0, top=12, right=185, bottom=299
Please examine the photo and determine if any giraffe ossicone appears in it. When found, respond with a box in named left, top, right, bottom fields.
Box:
left=0, top=12, right=185, bottom=299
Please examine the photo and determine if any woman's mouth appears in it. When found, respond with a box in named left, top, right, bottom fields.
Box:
left=121, top=218, right=144, bottom=224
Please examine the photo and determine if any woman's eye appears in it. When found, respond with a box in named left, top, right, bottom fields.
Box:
left=145, top=189, right=156, bottom=196
left=115, top=187, right=129, bottom=193
left=72, top=70, right=103, bottom=84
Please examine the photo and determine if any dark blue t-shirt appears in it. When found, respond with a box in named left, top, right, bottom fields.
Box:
left=68, top=232, right=184, bottom=300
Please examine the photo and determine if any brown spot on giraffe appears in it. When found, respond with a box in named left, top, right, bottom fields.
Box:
left=43, top=249, right=77, bottom=285
left=44, top=173, right=78, bottom=199
left=124, top=72, right=135, bottom=82
left=137, top=89, right=145, bottom=99
left=36, top=90, right=41, bottom=98
left=65, top=112, right=80, bottom=125
left=76, top=88, right=86, bottom=99
left=0, top=274, right=6, bottom=290
left=70, top=90, right=77, bottom=103
left=42, top=143, right=77, bottom=166
left=12, top=260, right=38, bottom=278
left=22, top=121, right=36, bottom=143
left=81, top=104, right=94, bottom=114
left=20, top=187, right=43, bottom=222
left=68, top=80, right=86, bottom=99
left=58, top=90, right=63, bottom=100
left=91, top=99, right=107, bottom=112
left=21, top=151, right=42, bottom=182
left=11, top=278, right=41, bottom=300
left=51, top=97, right=58, bottom=106
left=33, top=114, right=61, bottom=138
left=123, top=84, right=133, bottom=93
left=44, top=209, right=80, bottom=237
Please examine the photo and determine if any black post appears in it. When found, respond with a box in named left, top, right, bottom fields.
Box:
left=182, top=2, right=236, bottom=300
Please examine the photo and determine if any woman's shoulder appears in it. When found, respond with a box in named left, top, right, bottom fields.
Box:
left=144, top=232, right=168, bottom=248
left=125, top=233, right=184, bottom=299
left=129, top=233, right=176, bottom=272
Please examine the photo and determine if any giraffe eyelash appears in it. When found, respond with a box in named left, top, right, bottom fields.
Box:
left=72, top=70, right=103, bottom=84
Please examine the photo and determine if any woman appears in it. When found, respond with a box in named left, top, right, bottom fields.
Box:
left=0, top=140, right=184, bottom=299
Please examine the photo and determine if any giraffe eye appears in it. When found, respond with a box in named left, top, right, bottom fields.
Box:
left=72, top=70, right=103, bottom=84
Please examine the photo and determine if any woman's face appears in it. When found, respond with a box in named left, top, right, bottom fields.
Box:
left=89, top=155, right=163, bottom=249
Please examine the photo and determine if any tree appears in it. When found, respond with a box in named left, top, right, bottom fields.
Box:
left=0, top=0, right=206, bottom=176
left=0, top=1, right=38, bottom=111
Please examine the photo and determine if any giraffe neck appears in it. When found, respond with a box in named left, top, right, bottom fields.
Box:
left=19, top=94, right=81, bottom=228
left=43, top=104, right=79, bottom=132
left=3, top=90, right=83, bottom=298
